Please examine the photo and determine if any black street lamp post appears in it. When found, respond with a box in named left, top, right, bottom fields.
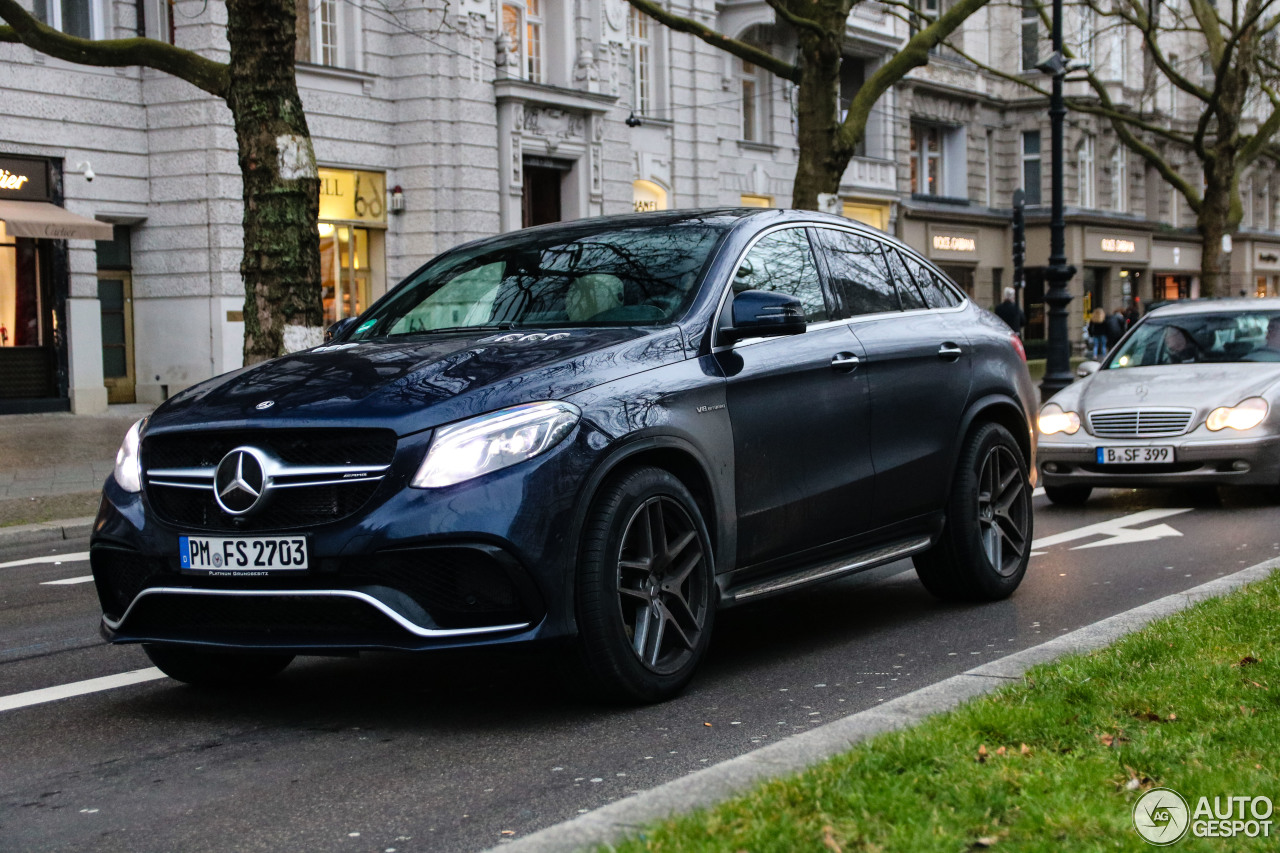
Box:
left=1036, top=0, right=1080, bottom=398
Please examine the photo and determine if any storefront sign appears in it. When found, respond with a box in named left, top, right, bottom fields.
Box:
left=317, top=168, right=387, bottom=226
left=926, top=225, right=980, bottom=261
left=1085, top=228, right=1150, bottom=263
left=0, top=155, right=51, bottom=202
left=1255, top=245, right=1280, bottom=270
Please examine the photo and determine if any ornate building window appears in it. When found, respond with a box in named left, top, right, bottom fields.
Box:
left=32, top=0, right=102, bottom=38
left=1077, top=134, right=1095, bottom=208
left=296, top=0, right=362, bottom=70
left=629, top=6, right=652, bottom=115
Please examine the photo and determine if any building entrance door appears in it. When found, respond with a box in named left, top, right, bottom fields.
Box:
left=98, top=272, right=135, bottom=403
left=522, top=164, right=564, bottom=227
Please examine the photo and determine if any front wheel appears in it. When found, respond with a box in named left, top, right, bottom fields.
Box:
left=575, top=467, right=716, bottom=703
left=914, top=422, right=1032, bottom=601
left=144, top=644, right=294, bottom=687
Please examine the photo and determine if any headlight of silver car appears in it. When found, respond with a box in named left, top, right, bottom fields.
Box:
left=1037, top=402, right=1081, bottom=436
left=412, top=401, right=581, bottom=488
left=113, top=418, right=145, bottom=493
left=1206, top=397, right=1268, bottom=432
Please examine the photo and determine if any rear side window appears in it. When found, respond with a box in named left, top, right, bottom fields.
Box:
left=732, top=228, right=829, bottom=322
left=813, top=229, right=900, bottom=317
left=899, top=251, right=964, bottom=308
left=882, top=248, right=928, bottom=310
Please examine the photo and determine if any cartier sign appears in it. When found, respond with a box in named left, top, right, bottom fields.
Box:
left=0, top=155, right=50, bottom=202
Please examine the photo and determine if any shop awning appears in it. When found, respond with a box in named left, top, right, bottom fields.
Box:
left=0, top=200, right=114, bottom=240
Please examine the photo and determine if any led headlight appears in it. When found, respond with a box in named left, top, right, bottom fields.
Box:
left=1038, top=402, right=1081, bottom=435
left=113, top=418, right=145, bottom=493
left=1206, top=397, right=1268, bottom=432
left=413, top=401, right=581, bottom=488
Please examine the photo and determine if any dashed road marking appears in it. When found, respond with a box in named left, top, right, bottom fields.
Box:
left=0, top=552, right=90, bottom=570
left=40, top=576, right=94, bottom=586
left=0, top=668, right=165, bottom=714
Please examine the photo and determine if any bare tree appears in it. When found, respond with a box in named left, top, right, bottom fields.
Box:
left=625, top=0, right=992, bottom=209
left=957, top=0, right=1280, bottom=296
left=0, top=0, right=322, bottom=363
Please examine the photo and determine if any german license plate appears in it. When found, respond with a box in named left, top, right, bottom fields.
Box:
left=179, top=535, right=309, bottom=574
left=1096, top=446, right=1175, bottom=465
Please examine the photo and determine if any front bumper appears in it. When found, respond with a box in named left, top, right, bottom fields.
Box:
left=90, top=425, right=602, bottom=653
left=1038, top=430, right=1280, bottom=488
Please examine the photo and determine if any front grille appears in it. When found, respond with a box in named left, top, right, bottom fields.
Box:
left=123, top=593, right=407, bottom=643
left=1088, top=408, right=1195, bottom=438
left=143, top=428, right=397, bottom=531
left=91, top=547, right=169, bottom=620
left=349, top=548, right=534, bottom=629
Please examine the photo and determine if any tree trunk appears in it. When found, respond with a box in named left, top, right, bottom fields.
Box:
left=1196, top=156, right=1240, bottom=299
left=225, top=0, right=323, bottom=365
left=790, top=34, right=848, bottom=210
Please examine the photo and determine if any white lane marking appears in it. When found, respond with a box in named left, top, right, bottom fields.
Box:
left=40, top=576, right=95, bottom=586
left=1031, top=508, right=1192, bottom=553
left=0, top=668, right=165, bottom=714
left=0, top=552, right=91, bottom=570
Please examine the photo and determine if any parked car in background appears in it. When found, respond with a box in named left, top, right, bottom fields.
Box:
left=1039, top=298, right=1280, bottom=504
left=91, top=209, right=1037, bottom=702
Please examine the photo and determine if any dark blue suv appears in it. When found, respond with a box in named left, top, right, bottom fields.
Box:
left=91, top=209, right=1037, bottom=702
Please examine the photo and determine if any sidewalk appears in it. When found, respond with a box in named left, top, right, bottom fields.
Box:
left=0, top=403, right=153, bottom=540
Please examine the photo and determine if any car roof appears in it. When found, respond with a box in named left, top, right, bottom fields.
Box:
left=1146, top=297, right=1280, bottom=317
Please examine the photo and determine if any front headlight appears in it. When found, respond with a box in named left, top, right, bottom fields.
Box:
left=1206, top=397, right=1268, bottom=431
left=113, top=418, right=145, bottom=492
left=1038, top=402, right=1081, bottom=435
left=412, top=401, right=581, bottom=488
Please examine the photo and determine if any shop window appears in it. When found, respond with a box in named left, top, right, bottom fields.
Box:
left=740, top=194, right=773, bottom=208
left=1022, top=130, right=1042, bottom=205
left=32, top=0, right=104, bottom=38
left=296, top=0, right=362, bottom=70
left=318, top=223, right=372, bottom=327
left=842, top=201, right=888, bottom=231
left=633, top=180, right=668, bottom=212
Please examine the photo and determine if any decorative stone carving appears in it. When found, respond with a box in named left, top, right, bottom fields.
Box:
left=512, top=134, right=523, bottom=187
left=495, top=30, right=519, bottom=78
left=601, top=0, right=627, bottom=45
left=523, top=107, right=587, bottom=140
left=574, top=47, right=601, bottom=93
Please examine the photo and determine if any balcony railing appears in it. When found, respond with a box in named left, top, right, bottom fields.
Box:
left=841, top=156, right=897, bottom=193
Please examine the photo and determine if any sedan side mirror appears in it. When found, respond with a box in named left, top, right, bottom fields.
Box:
left=1076, top=360, right=1101, bottom=378
left=721, top=290, right=807, bottom=344
left=326, top=316, right=360, bottom=343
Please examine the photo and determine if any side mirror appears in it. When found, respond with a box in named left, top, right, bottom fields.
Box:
left=325, top=316, right=360, bottom=343
left=1076, top=359, right=1101, bottom=378
left=721, top=290, right=807, bottom=344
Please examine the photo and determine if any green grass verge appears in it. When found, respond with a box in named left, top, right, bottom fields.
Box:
left=609, top=570, right=1280, bottom=852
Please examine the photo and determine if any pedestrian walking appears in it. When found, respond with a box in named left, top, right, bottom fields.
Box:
left=1105, top=307, right=1127, bottom=351
left=1088, top=307, right=1108, bottom=359
left=994, top=287, right=1025, bottom=335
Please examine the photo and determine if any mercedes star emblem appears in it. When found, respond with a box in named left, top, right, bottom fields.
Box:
left=255, top=400, right=275, bottom=410
left=213, top=447, right=269, bottom=515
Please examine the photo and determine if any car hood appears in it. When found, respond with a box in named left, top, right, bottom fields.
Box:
left=148, top=327, right=687, bottom=436
left=1052, top=363, right=1280, bottom=415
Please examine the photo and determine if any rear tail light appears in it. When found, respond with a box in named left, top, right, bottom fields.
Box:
left=1010, top=334, right=1027, bottom=362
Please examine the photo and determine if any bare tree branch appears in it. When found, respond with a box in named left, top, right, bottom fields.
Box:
left=623, top=0, right=801, bottom=82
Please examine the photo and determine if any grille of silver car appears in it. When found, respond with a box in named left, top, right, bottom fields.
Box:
left=1087, top=408, right=1195, bottom=438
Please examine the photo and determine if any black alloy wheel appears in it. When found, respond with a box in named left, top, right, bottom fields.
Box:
left=914, top=422, right=1032, bottom=601
left=576, top=467, right=715, bottom=702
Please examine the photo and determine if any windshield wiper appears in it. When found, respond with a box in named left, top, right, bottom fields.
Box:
left=392, top=322, right=518, bottom=336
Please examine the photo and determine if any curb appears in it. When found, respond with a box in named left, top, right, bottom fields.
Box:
left=0, top=517, right=96, bottom=548
left=490, top=556, right=1280, bottom=853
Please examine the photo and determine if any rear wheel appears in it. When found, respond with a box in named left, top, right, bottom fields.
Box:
left=144, top=644, right=294, bottom=687
left=914, top=422, right=1032, bottom=601
left=575, top=467, right=715, bottom=703
left=1044, top=484, right=1092, bottom=506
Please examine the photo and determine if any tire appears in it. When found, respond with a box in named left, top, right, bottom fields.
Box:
left=144, top=644, right=294, bottom=687
left=1044, top=484, right=1092, bottom=506
left=575, top=467, right=716, bottom=703
left=914, top=422, right=1033, bottom=601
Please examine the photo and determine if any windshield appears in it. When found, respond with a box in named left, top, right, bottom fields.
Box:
left=1106, top=310, right=1280, bottom=368
left=349, top=220, right=730, bottom=339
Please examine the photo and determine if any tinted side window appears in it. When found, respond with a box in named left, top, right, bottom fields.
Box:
left=732, top=228, right=829, bottom=322
left=882, top=248, right=927, bottom=310
left=814, top=229, right=900, bottom=317
left=900, top=252, right=963, bottom=308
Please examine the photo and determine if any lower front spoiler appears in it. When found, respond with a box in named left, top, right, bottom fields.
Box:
left=102, top=587, right=541, bottom=653
left=1039, top=434, right=1280, bottom=489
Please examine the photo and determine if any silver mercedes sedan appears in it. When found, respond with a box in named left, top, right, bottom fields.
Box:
left=1037, top=298, right=1280, bottom=504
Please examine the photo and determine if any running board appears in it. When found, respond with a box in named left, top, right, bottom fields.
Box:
left=722, top=536, right=932, bottom=604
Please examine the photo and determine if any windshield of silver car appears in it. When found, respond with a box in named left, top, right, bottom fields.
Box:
left=1107, top=311, right=1280, bottom=368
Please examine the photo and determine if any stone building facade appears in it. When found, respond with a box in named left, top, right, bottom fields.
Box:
left=1, top=0, right=1275, bottom=413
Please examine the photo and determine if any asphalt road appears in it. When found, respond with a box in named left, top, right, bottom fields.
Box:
left=1, top=485, right=1276, bottom=852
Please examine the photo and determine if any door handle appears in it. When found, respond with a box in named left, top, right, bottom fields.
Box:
left=938, top=343, right=963, bottom=360
left=831, top=352, right=861, bottom=371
